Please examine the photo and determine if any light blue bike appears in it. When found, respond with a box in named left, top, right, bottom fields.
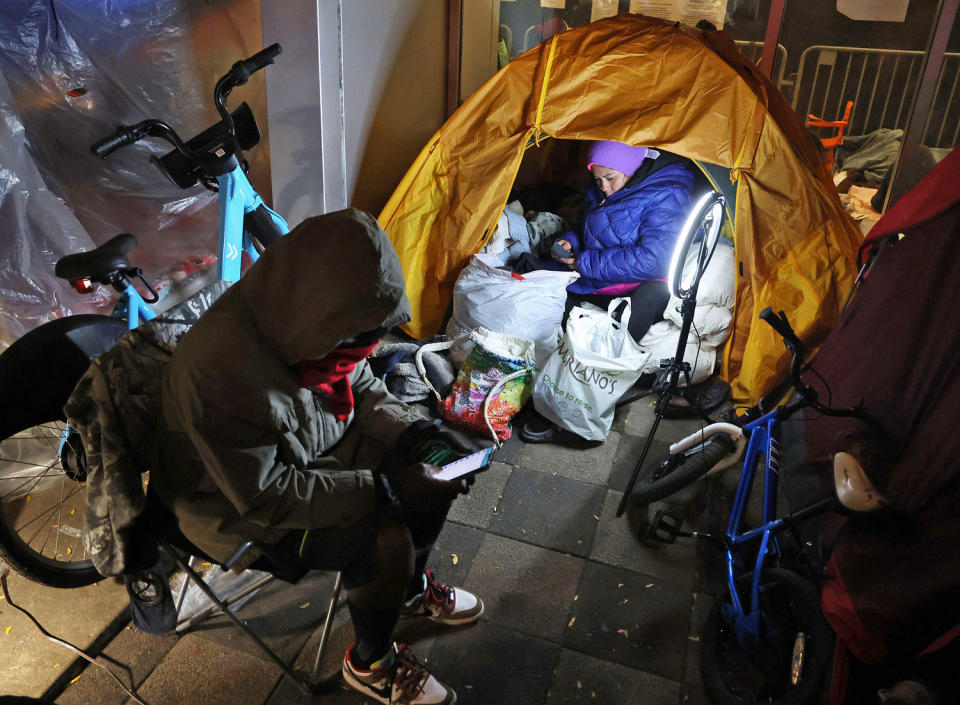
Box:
left=0, top=44, right=287, bottom=587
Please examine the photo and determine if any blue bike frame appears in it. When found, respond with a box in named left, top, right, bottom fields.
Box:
left=216, top=165, right=289, bottom=283
left=64, top=165, right=289, bottom=459
left=113, top=165, right=289, bottom=330
left=720, top=407, right=789, bottom=648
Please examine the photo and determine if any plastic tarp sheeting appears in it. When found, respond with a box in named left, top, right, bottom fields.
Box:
left=379, top=14, right=863, bottom=403
left=0, top=0, right=269, bottom=345
left=0, top=67, right=109, bottom=343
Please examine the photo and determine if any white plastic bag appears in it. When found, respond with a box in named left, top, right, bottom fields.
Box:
left=533, top=298, right=651, bottom=441
left=446, top=253, right=579, bottom=368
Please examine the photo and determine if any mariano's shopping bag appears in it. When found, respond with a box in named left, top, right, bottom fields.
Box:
left=416, top=327, right=536, bottom=444
left=533, top=299, right=650, bottom=441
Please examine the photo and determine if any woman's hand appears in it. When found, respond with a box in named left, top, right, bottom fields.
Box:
left=552, top=239, right=577, bottom=270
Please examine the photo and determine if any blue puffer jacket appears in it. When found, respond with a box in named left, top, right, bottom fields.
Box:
left=564, top=158, right=694, bottom=294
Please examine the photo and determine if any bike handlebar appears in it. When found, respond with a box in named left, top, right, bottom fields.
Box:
left=759, top=307, right=804, bottom=357
left=90, top=125, right=139, bottom=158
left=220, top=43, right=282, bottom=95
left=237, top=43, right=282, bottom=82
left=91, top=44, right=282, bottom=164
left=760, top=306, right=887, bottom=433
left=90, top=119, right=196, bottom=161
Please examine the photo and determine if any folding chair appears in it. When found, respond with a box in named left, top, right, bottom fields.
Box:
left=807, top=100, right=854, bottom=172
left=149, top=500, right=345, bottom=692
left=126, top=486, right=344, bottom=691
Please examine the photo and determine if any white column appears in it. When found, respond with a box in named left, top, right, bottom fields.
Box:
left=261, top=0, right=348, bottom=223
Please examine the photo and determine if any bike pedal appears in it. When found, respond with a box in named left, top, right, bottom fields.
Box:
left=646, top=509, right=685, bottom=544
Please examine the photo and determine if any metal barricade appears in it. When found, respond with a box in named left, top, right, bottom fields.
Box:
left=734, top=40, right=790, bottom=96
left=792, top=45, right=960, bottom=149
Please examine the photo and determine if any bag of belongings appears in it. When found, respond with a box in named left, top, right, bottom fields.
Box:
left=416, top=327, right=536, bottom=443
left=533, top=299, right=650, bottom=441
left=445, top=253, right=579, bottom=368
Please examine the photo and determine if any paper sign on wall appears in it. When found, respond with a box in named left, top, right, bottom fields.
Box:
left=837, top=0, right=909, bottom=21
left=629, top=0, right=727, bottom=28
left=591, top=0, right=620, bottom=21
left=540, top=0, right=566, bottom=8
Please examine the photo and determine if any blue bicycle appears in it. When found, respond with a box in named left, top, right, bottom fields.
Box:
left=640, top=308, right=891, bottom=705
left=0, top=45, right=287, bottom=588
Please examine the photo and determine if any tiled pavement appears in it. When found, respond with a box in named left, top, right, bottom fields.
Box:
left=51, top=396, right=737, bottom=705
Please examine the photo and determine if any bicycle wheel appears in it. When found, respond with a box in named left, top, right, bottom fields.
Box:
left=0, top=417, right=101, bottom=588
left=629, top=434, right=735, bottom=504
left=700, top=567, right=834, bottom=705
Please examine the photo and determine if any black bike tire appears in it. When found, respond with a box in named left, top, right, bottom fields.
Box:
left=0, top=416, right=102, bottom=589
left=700, top=567, right=834, bottom=705
left=630, top=434, right=735, bottom=504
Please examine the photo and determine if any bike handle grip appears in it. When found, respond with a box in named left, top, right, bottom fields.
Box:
left=759, top=307, right=803, bottom=351
left=90, top=126, right=136, bottom=158
left=242, top=43, right=282, bottom=75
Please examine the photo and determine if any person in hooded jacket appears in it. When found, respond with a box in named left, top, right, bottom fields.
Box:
left=521, top=140, right=694, bottom=443
left=153, top=209, right=484, bottom=705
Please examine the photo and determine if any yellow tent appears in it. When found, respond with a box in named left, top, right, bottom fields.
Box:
left=379, top=14, right=862, bottom=403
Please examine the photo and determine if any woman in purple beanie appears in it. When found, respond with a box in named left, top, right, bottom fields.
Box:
left=551, top=139, right=694, bottom=337
left=521, top=139, right=695, bottom=442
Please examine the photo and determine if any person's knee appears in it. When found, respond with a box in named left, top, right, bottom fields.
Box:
left=374, top=518, right=414, bottom=569
left=627, top=282, right=670, bottom=341
left=345, top=518, right=414, bottom=598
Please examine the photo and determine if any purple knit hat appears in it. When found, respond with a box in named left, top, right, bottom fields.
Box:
left=586, top=141, right=649, bottom=176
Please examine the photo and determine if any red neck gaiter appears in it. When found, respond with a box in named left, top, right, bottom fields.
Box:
left=298, top=341, right=379, bottom=420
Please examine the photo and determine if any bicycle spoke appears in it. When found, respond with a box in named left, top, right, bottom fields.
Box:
left=54, top=472, right=65, bottom=558
left=18, top=487, right=84, bottom=541
left=17, top=485, right=83, bottom=542
left=0, top=473, right=69, bottom=480
left=0, top=423, right=73, bottom=527
left=37, top=516, right=57, bottom=557
left=4, top=467, right=93, bottom=561
left=0, top=451, right=63, bottom=471
left=2, top=425, right=65, bottom=449
left=70, top=483, right=89, bottom=560
left=0, top=460, right=60, bottom=501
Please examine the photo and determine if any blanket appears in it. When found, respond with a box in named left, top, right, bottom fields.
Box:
left=636, top=240, right=735, bottom=384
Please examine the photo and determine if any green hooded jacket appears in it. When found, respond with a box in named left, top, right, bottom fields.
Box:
left=153, top=209, right=426, bottom=565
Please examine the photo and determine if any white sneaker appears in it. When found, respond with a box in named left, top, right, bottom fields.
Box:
left=342, top=643, right=456, bottom=704
left=402, top=570, right=484, bottom=626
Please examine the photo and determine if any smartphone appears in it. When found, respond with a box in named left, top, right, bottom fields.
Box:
left=551, top=241, right=571, bottom=259
left=434, top=447, right=495, bottom=481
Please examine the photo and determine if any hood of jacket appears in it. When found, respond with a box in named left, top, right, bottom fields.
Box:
left=238, top=208, right=411, bottom=365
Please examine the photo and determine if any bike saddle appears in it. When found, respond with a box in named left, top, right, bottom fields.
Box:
left=833, top=451, right=889, bottom=512
left=55, top=232, right=139, bottom=283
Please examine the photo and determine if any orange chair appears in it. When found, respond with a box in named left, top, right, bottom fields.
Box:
left=807, top=100, right=854, bottom=171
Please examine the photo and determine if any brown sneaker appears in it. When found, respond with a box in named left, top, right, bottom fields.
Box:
left=401, top=570, right=484, bottom=625
left=342, top=643, right=456, bottom=704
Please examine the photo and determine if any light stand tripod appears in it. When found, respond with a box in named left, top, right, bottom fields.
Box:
left=616, top=191, right=726, bottom=517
